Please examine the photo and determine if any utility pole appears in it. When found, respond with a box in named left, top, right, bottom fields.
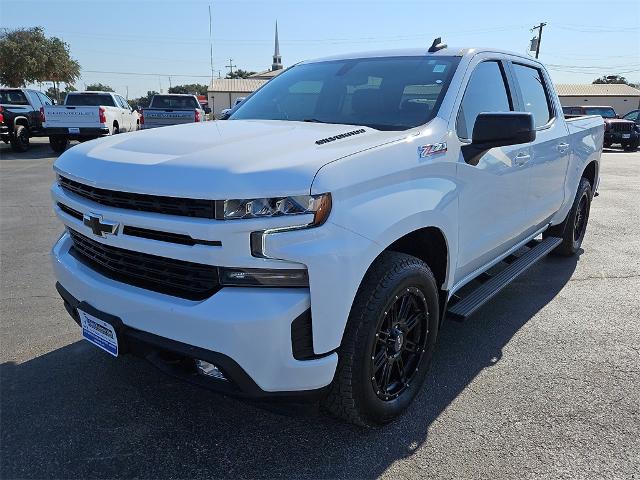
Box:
left=208, top=4, right=214, bottom=85
left=226, top=59, right=237, bottom=77
left=531, top=22, right=546, bottom=59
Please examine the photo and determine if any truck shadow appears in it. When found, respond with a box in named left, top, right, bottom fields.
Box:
left=1, top=254, right=579, bottom=479
left=0, top=141, right=59, bottom=161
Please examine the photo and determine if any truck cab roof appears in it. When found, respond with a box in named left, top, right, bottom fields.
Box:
left=302, top=47, right=544, bottom=65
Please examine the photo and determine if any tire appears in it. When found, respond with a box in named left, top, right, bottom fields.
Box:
left=321, top=251, right=440, bottom=427
left=544, top=177, right=592, bottom=256
left=49, top=135, right=69, bottom=153
left=10, top=125, right=30, bottom=152
left=112, top=123, right=119, bottom=135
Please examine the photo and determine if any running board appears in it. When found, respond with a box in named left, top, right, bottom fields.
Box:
left=447, top=236, right=562, bottom=321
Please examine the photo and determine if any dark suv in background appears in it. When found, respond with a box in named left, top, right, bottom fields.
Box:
left=0, top=88, right=54, bottom=152
left=563, top=105, right=639, bottom=151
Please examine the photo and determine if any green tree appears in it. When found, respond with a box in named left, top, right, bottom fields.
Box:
left=592, top=75, right=634, bottom=86
left=85, top=82, right=113, bottom=92
left=225, top=69, right=256, bottom=79
left=46, top=83, right=76, bottom=103
left=168, top=83, right=208, bottom=95
left=0, top=27, right=80, bottom=88
left=128, top=90, right=159, bottom=109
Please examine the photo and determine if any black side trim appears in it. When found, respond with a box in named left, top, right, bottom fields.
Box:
left=290, top=309, right=335, bottom=360
left=123, top=225, right=222, bottom=247
left=57, top=202, right=83, bottom=220
left=55, top=283, right=329, bottom=402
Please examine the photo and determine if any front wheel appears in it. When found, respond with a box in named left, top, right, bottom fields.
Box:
left=321, top=252, right=439, bottom=427
left=49, top=135, right=69, bottom=153
left=545, top=177, right=592, bottom=256
left=10, top=125, right=30, bottom=152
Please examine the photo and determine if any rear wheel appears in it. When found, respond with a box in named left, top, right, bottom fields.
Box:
left=49, top=135, right=69, bottom=153
left=321, top=252, right=439, bottom=427
left=10, top=125, right=30, bottom=152
left=544, top=177, right=592, bottom=256
left=112, top=123, right=119, bottom=135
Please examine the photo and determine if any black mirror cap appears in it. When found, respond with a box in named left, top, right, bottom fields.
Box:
left=462, top=112, right=536, bottom=166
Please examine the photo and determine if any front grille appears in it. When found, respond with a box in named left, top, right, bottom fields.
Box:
left=611, top=123, right=633, bottom=133
left=68, top=229, right=220, bottom=300
left=59, top=176, right=218, bottom=219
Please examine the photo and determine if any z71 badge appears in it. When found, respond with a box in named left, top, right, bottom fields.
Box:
left=418, top=142, right=447, bottom=159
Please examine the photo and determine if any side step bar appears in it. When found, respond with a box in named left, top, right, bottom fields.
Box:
left=447, top=236, right=562, bottom=321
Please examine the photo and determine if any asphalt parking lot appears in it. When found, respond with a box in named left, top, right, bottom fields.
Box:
left=1, top=138, right=639, bottom=479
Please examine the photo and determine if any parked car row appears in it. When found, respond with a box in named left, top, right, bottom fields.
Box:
left=1, top=88, right=210, bottom=153
left=562, top=105, right=640, bottom=151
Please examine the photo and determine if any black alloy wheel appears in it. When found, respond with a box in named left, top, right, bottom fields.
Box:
left=371, top=287, right=429, bottom=401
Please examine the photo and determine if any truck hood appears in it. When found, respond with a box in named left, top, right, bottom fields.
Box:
left=54, top=119, right=404, bottom=199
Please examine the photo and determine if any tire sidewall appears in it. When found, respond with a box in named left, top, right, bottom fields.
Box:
left=355, top=264, right=439, bottom=424
left=11, top=125, right=29, bottom=152
left=569, top=179, right=592, bottom=252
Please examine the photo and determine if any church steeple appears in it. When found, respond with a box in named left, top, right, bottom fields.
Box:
left=271, top=21, right=283, bottom=71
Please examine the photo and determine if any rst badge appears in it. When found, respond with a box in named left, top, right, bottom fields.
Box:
left=418, top=142, right=447, bottom=159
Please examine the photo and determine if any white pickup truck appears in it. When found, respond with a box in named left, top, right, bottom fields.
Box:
left=140, top=94, right=205, bottom=129
left=50, top=43, right=603, bottom=426
left=44, top=91, right=139, bottom=152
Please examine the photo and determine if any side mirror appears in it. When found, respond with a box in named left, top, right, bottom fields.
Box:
left=462, top=112, right=536, bottom=166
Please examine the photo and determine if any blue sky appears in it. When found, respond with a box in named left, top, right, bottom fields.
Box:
left=1, top=0, right=638, bottom=98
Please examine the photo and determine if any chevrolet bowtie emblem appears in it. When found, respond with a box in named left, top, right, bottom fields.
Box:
left=83, top=212, right=119, bottom=237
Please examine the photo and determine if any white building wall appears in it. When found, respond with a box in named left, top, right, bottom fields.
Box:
left=208, top=92, right=252, bottom=117
left=559, top=96, right=640, bottom=116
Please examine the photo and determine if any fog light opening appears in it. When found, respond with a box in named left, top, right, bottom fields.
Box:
left=196, top=360, right=227, bottom=381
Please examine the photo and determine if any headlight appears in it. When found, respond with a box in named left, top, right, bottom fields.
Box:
left=223, top=193, right=331, bottom=225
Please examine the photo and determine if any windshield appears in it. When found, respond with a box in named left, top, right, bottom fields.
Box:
left=584, top=107, right=617, bottom=118
left=65, top=94, right=115, bottom=107
left=150, top=95, right=199, bottom=109
left=230, top=56, right=460, bottom=131
left=0, top=90, right=29, bottom=105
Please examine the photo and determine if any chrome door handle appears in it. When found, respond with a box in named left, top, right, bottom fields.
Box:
left=557, top=142, right=570, bottom=153
left=514, top=152, right=531, bottom=166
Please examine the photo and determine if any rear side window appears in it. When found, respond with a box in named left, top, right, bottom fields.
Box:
left=512, top=64, right=552, bottom=128
left=0, top=90, right=29, bottom=105
left=456, top=61, right=512, bottom=139
left=65, top=94, right=116, bottom=107
left=37, top=92, right=53, bottom=106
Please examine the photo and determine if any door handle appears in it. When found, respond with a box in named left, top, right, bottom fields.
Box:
left=557, top=142, right=570, bottom=153
left=514, top=152, right=530, bottom=166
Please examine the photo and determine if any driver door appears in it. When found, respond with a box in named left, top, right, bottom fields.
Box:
left=452, top=58, right=535, bottom=284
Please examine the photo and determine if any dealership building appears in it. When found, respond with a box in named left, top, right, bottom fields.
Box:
left=556, top=83, right=640, bottom=116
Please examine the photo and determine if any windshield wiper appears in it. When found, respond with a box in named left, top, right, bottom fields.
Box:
left=302, top=118, right=332, bottom=124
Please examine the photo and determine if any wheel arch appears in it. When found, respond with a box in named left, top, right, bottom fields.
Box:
left=13, top=116, right=29, bottom=128
left=582, top=160, right=598, bottom=189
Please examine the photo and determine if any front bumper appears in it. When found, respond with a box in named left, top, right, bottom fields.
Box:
left=51, top=232, right=338, bottom=396
left=604, top=131, right=639, bottom=144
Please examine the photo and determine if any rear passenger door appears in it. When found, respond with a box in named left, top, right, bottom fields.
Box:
left=509, top=61, right=570, bottom=228
left=453, top=57, right=535, bottom=283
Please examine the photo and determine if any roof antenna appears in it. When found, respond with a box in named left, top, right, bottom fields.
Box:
left=428, top=37, right=447, bottom=53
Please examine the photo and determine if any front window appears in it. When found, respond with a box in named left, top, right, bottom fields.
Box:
left=230, top=56, right=460, bottom=131
left=583, top=107, right=617, bottom=118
